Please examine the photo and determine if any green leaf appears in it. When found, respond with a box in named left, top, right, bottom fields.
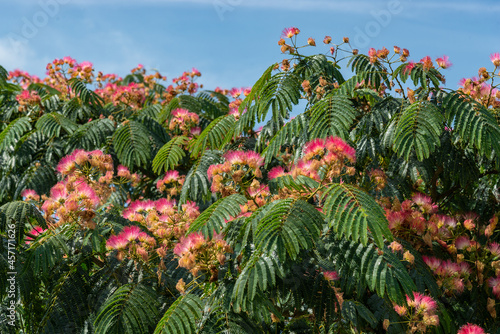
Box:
left=190, top=115, right=235, bottom=158
left=95, top=284, right=161, bottom=334
left=348, top=54, right=390, bottom=89
left=237, top=64, right=275, bottom=131
left=26, top=228, right=69, bottom=274
left=253, top=199, right=323, bottom=261
left=268, top=174, right=319, bottom=194
left=442, top=91, right=500, bottom=165
left=309, top=93, right=357, bottom=140
left=232, top=255, right=283, bottom=310
left=256, top=71, right=302, bottom=124
left=187, top=193, right=247, bottom=238
left=0, top=201, right=46, bottom=244
left=14, top=163, right=57, bottom=200
left=113, top=120, right=151, bottom=168
left=66, top=118, right=115, bottom=152
left=260, top=113, right=308, bottom=165
left=68, top=78, right=103, bottom=107
left=0, top=116, right=31, bottom=150
left=152, top=136, right=188, bottom=175
left=153, top=294, right=203, bottom=334
left=322, top=183, right=393, bottom=248
left=392, top=101, right=444, bottom=161
left=36, top=112, right=78, bottom=137
left=180, top=150, right=222, bottom=204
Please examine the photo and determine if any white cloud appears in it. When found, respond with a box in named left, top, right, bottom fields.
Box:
left=0, top=37, right=34, bottom=71
left=62, top=0, right=500, bottom=14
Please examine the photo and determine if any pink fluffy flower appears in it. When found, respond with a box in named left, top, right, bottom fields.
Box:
left=488, top=242, right=500, bottom=257
left=164, top=170, right=181, bottom=183
left=268, top=166, right=287, bottom=180
left=223, top=151, right=245, bottom=165
left=412, top=193, right=432, bottom=207
left=403, top=61, right=415, bottom=75
left=458, top=323, right=486, bottom=334
left=420, top=56, right=434, bottom=70
left=407, top=292, right=438, bottom=313
left=25, top=226, right=46, bottom=244
left=106, top=234, right=129, bottom=250
left=21, top=189, right=40, bottom=201
left=229, top=87, right=242, bottom=98
left=323, top=271, right=339, bottom=281
left=243, top=151, right=264, bottom=169
left=325, top=136, right=356, bottom=163
left=74, top=182, right=100, bottom=207
left=174, top=232, right=205, bottom=257
left=190, top=126, right=201, bottom=136
left=455, top=236, right=471, bottom=250
left=155, top=198, right=176, bottom=215
left=303, top=138, right=325, bottom=160
left=281, top=27, right=300, bottom=38
left=487, top=275, right=500, bottom=298
left=386, top=210, right=407, bottom=230
left=50, top=182, right=68, bottom=201
left=121, top=225, right=142, bottom=242
left=182, top=201, right=200, bottom=219
left=56, top=154, right=76, bottom=175
left=490, top=53, right=500, bottom=67
left=117, top=165, right=131, bottom=178
left=435, top=55, right=452, bottom=69
left=78, top=61, right=93, bottom=73
left=422, top=256, right=441, bottom=272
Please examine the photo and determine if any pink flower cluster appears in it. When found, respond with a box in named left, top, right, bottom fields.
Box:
left=57, top=149, right=112, bottom=176
left=8, top=69, right=41, bottom=89
left=96, top=82, right=146, bottom=108
left=422, top=256, right=471, bottom=294
left=384, top=193, right=444, bottom=237
left=208, top=150, right=264, bottom=197
left=156, top=170, right=185, bottom=197
left=32, top=150, right=141, bottom=229
left=364, top=45, right=409, bottom=64
left=122, top=198, right=200, bottom=250
left=394, top=292, right=439, bottom=333
left=459, top=75, right=500, bottom=108
left=106, top=225, right=156, bottom=261
left=226, top=88, right=250, bottom=119
left=40, top=178, right=101, bottom=228
left=323, top=270, right=340, bottom=281
left=168, top=108, right=200, bottom=136
left=21, top=189, right=40, bottom=202
left=9, top=57, right=206, bottom=111
left=270, top=136, right=356, bottom=184
left=382, top=192, right=500, bottom=301
left=173, top=231, right=231, bottom=279
left=25, top=226, right=47, bottom=245
left=458, top=323, right=486, bottom=334
left=15, top=90, right=41, bottom=112
left=171, top=68, right=201, bottom=95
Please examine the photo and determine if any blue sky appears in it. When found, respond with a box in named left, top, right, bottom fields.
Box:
left=1, top=0, right=499, bottom=93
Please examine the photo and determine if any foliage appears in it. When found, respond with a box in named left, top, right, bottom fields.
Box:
left=1, top=33, right=500, bottom=334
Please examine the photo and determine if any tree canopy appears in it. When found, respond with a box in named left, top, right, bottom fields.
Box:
left=1, top=29, right=500, bottom=333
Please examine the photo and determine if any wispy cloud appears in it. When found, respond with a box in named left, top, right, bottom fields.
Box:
left=0, top=38, right=34, bottom=71
left=64, top=0, right=500, bottom=14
